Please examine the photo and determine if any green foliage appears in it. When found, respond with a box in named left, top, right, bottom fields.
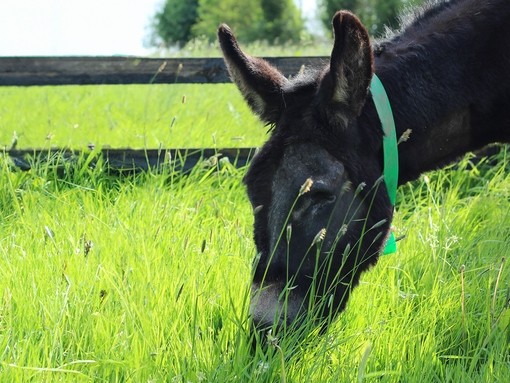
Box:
left=319, top=0, right=424, bottom=36
left=192, top=0, right=264, bottom=43
left=150, top=0, right=199, bottom=48
left=258, top=0, right=305, bottom=43
left=151, top=0, right=305, bottom=46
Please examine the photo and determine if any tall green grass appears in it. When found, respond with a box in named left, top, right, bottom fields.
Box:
left=0, top=147, right=508, bottom=382
left=0, top=157, right=255, bottom=381
left=0, top=84, right=265, bottom=149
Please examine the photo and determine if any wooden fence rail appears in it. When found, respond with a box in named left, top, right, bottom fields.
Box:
left=0, top=56, right=327, bottom=86
left=5, top=147, right=256, bottom=174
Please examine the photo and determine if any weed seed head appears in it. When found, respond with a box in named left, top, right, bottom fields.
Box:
left=299, top=178, right=313, bottom=196
left=287, top=224, right=292, bottom=242
left=84, top=239, right=94, bottom=257
left=398, top=129, right=412, bottom=145
left=266, top=329, right=279, bottom=348
left=313, top=228, right=327, bottom=245
left=355, top=182, right=366, bottom=195
left=342, top=180, right=352, bottom=193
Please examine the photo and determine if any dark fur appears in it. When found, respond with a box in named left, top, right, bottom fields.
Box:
left=376, top=0, right=510, bottom=181
left=218, top=0, right=510, bottom=337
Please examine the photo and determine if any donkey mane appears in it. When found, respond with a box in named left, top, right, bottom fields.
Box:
left=379, top=0, right=507, bottom=64
left=382, top=0, right=463, bottom=41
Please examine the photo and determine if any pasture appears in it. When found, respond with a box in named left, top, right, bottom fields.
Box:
left=0, top=84, right=509, bottom=382
left=0, top=85, right=264, bottom=149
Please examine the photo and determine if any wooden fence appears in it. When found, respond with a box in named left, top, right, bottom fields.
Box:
left=1, top=56, right=504, bottom=172
left=0, top=56, right=326, bottom=86
left=0, top=56, right=325, bottom=172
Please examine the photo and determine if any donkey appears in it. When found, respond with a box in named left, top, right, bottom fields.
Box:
left=218, top=0, right=510, bottom=338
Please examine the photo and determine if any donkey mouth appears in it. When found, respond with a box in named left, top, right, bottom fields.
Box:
left=250, top=282, right=304, bottom=334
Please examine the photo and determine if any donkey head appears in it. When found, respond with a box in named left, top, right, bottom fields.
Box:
left=219, top=12, right=394, bottom=338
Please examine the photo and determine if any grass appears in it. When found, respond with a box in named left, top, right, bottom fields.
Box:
left=0, top=83, right=509, bottom=381
left=0, top=84, right=265, bottom=149
left=1, top=148, right=508, bottom=382
left=0, top=158, right=255, bottom=382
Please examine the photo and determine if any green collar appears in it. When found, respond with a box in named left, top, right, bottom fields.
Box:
left=370, top=74, right=398, bottom=255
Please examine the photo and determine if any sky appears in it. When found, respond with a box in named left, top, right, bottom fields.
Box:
left=0, top=0, right=317, bottom=57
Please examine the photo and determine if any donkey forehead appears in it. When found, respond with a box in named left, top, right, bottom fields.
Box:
left=277, top=78, right=356, bottom=138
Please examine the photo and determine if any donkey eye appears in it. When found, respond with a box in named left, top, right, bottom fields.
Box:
left=312, top=191, right=336, bottom=204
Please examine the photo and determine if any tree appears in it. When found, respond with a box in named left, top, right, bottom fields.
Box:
left=149, top=0, right=305, bottom=47
left=319, top=0, right=420, bottom=36
left=191, top=0, right=264, bottom=43
left=259, top=0, right=305, bottom=43
left=193, top=0, right=304, bottom=43
left=150, top=0, right=199, bottom=48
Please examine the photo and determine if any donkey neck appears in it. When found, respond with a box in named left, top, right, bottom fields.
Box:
left=372, top=0, right=510, bottom=185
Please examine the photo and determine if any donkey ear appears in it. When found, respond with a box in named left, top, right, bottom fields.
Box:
left=322, top=11, right=374, bottom=116
left=218, top=24, right=289, bottom=124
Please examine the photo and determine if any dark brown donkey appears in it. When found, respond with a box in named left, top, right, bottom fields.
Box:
left=218, top=0, right=510, bottom=339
